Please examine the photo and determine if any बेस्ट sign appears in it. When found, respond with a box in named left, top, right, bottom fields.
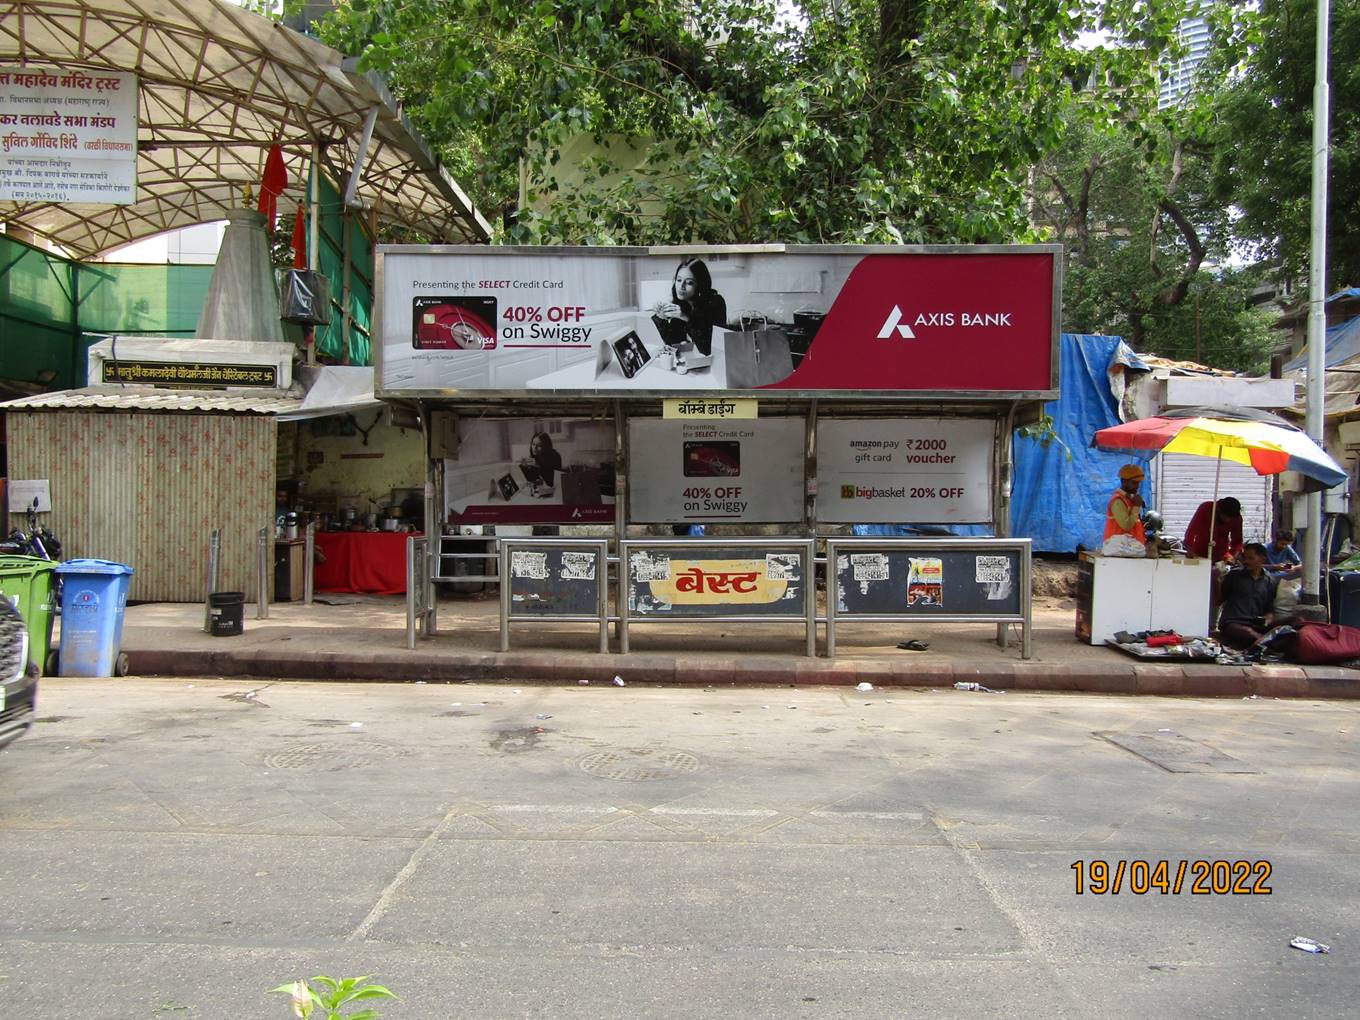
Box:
left=375, top=246, right=1059, bottom=397
left=627, top=418, right=805, bottom=524
left=101, top=360, right=278, bottom=387
left=0, top=66, right=138, bottom=204
left=628, top=548, right=806, bottom=617
left=816, top=418, right=995, bottom=523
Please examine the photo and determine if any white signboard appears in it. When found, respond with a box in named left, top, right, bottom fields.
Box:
left=0, top=67, right=138, bottom=204
left=816, top=418, right=994, bottom=523
left=7, top=479, right=51, bottom=513
left=628, top=419, right=805, bottom=523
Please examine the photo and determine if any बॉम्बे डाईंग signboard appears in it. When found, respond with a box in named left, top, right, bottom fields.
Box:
left=376, top=246, right=1059, bottom=397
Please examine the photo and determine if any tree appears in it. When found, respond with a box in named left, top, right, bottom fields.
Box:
left=314, top=0, right=1195, bottom=245
left=1211, top=0, right=1360, bottom=290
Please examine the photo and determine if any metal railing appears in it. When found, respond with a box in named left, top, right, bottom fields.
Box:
left=405, top=535, right=432, bottom=649
left=824, top=537, right=1032, bottom=659
left=499, top=538, right=610, bottom=653
left=618, top=538, right=817, bottom=657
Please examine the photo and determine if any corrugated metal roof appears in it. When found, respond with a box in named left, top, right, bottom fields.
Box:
left=0, top=384, right=304, bottom=414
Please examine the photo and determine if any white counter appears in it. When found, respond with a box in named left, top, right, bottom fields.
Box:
left=1075, top=552, right=1211, bottom=644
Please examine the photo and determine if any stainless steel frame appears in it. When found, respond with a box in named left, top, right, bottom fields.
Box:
left=824, top=537, right=1032, bottom=659
left=405, top=535, right=431, bottom=650
left=618, top=538, right=817, bottom=657
left=255, top=527, right=269, bottom=620
left=373, top=243, right=1063, bottom=402
left=498, top=538, right=610, bottom=653
left=202, top=528, right=220, bottom=634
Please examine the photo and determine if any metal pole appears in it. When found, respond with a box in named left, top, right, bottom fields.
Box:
left=1021, top=540, right=1033, bottom=661
left=256, top=527, right=269, bottom=620
left=303, top=522, right=315, bottom=605
left=825, top=540, right=837, bottom=658
left=406, top=535, right=417, bottom=650
left=598, top=543, right=609, bottom=654
left=1303, top=0, right=1331, bottom=603
left=499, top=541, right=511, bottom=652
left=619, top=540, right=631, bottom=655
left=203, top=528, right=220, bottom=634
left=804, top=540, right=816, bottom=657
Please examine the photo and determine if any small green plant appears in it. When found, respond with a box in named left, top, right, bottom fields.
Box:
left=270, top=976, right=398, bottom=1019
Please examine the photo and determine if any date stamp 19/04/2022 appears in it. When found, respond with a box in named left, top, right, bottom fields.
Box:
left=1071, top=859, right=1273, bottom=895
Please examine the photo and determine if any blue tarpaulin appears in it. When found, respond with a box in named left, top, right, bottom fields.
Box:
left=1010, top=333, right=1149, bottom=552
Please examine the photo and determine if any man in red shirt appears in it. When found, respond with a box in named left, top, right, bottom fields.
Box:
left=1183, top=496, right=1244, bottom=562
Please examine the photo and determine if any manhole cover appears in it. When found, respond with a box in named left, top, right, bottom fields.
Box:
left=1097, top=731, right=1259, bottom=774
left=264, top=740, right=406, bottom=772
left=577, top=747, right=702, bottom=782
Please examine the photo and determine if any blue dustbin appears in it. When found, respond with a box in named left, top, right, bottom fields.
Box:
left=56, top=559, right=135, bottom=677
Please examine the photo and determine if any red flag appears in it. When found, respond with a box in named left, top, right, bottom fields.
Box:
left=291, top=203, right=307, bottom=268
left=257, top=144, right=287, bottom=228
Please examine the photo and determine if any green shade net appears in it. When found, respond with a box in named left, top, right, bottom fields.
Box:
left=1, top=172, right=376, bottom=389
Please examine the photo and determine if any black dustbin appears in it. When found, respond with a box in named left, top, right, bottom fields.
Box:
left=208, top=591, right=245, bottom=636
left=1328, top=570, right=1360, bottom=628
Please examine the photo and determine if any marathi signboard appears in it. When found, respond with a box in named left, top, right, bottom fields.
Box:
left=625, top=544, right=809, bottom=618
left=0, top=67, right=137, bottom=204
left=101, top=361, right=278, bottom=388
left=376, top=245, right=1060, bottom=398
left=444, top=417, right=616, bottom=526
left=815, top=418, right=995, bottom=523
left=627, top=418, right=805, bottom=524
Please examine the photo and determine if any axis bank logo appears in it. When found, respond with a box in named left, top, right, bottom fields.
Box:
left=875, top=306, right=1014, bottom=339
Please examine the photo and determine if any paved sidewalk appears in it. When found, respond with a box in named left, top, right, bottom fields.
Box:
left=106, top=593, right=1360, bottom=698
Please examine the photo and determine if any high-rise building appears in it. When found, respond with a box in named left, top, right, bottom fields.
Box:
left=1159, top=3, right=1213, bottom=109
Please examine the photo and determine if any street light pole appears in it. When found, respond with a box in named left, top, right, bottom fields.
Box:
left=1302, top=0, right=1330, bottom=603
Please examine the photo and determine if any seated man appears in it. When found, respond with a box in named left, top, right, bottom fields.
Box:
left=1217, top=542, right=1281, bottom=649
left=1265, top=529, right=1303, bottom=579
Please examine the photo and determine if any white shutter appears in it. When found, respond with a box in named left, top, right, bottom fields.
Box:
left=1153, top=453, right=1273, bottom=544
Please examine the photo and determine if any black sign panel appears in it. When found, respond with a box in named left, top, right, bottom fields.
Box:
left=101, top=360, right=279, bottom=388
left=506, top=546, right=603, bottom=616
left=834, top=548, right=1022, bottom=617
left=626, top=544, right=807, bottom=619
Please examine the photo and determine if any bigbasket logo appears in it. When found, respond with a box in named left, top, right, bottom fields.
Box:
left=875, top=305, right=916, bottom=339
left=841, top=484, right=856, bottom=499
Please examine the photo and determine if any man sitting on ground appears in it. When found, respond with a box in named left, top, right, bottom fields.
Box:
left=1217, top=542, right=1282, bottom=649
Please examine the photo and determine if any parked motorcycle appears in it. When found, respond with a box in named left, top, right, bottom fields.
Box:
left=0, top=497, right=64, bottom=608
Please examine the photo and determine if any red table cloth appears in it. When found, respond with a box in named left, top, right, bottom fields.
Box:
left=313, top=531, right=420, bottom=596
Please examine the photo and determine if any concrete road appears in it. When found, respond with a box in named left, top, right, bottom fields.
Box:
left=0, top=679, right=1355, bottom=1019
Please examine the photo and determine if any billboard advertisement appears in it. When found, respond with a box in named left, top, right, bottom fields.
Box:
left=376, top=245, right=1059, bottom=398
left=0, top=67, right=137, bottom=204
left=444, top=417, right=616, bottom=525
left=627, top=418, right=806, bottom=524
left=815, top=418, right=995, bottom=523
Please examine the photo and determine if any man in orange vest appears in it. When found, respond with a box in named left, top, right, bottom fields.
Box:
left=1102, top=464, right=1147, bottom=556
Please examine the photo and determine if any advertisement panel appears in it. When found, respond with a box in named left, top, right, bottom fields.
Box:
left=0, top=67, right=137, bottom=204
left=444, top=417, right=616, bottom=525
left=377, top=245, right=1059, bottom=397
left=627, top=418, right=805, bottom=524
left=815, top=418, right=994, bottom=524
left=626, top=545, right=808, bottom=618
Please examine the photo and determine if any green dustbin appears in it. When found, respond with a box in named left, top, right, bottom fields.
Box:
left=0, top=555, right=58, bottom=676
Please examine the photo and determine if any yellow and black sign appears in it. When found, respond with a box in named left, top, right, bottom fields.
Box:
left=102, top=360, right=278, bottom=388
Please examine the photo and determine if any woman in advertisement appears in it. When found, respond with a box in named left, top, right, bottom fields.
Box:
left=653, top=257, right=727, bottom=358
left=520, top=431, right=564, bottom=497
